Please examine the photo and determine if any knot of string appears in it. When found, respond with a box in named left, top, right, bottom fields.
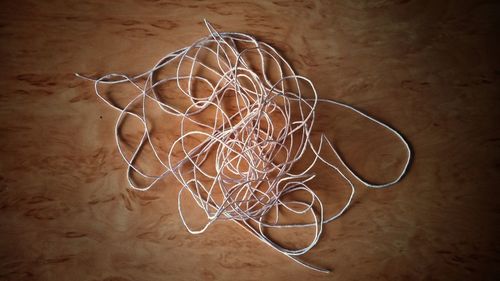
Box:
left=76, top=20, right=411, bottom=273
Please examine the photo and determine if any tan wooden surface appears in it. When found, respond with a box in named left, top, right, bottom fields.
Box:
left=0, top=1, right=499, bottom=280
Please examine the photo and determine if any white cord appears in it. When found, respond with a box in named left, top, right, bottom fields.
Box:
left=76, top=20, right=411, bottom=273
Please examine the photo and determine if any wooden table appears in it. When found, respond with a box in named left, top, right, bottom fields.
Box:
left=1, top=1, right=498, bottom=280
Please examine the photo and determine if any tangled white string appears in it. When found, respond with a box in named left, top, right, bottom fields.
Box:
left=76, top=21, right=411, bottom=273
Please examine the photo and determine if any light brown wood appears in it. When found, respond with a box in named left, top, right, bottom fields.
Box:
left=0, top=1, right=498, bottom=280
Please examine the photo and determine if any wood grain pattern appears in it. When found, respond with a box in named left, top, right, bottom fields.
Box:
left=0, top=0, right=499, bottom=280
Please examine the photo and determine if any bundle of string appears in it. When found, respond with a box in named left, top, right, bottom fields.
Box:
left=76, top=21, right=411, bottom=273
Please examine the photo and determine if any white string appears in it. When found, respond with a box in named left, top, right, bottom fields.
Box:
left=76, top=20, right=411, bottom=273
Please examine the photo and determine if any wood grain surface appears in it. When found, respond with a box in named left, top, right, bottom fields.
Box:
left=0, top=0, right=499, bottom=280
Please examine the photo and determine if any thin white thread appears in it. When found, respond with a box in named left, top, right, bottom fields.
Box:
left=76, top=20, right=411, bottom=273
